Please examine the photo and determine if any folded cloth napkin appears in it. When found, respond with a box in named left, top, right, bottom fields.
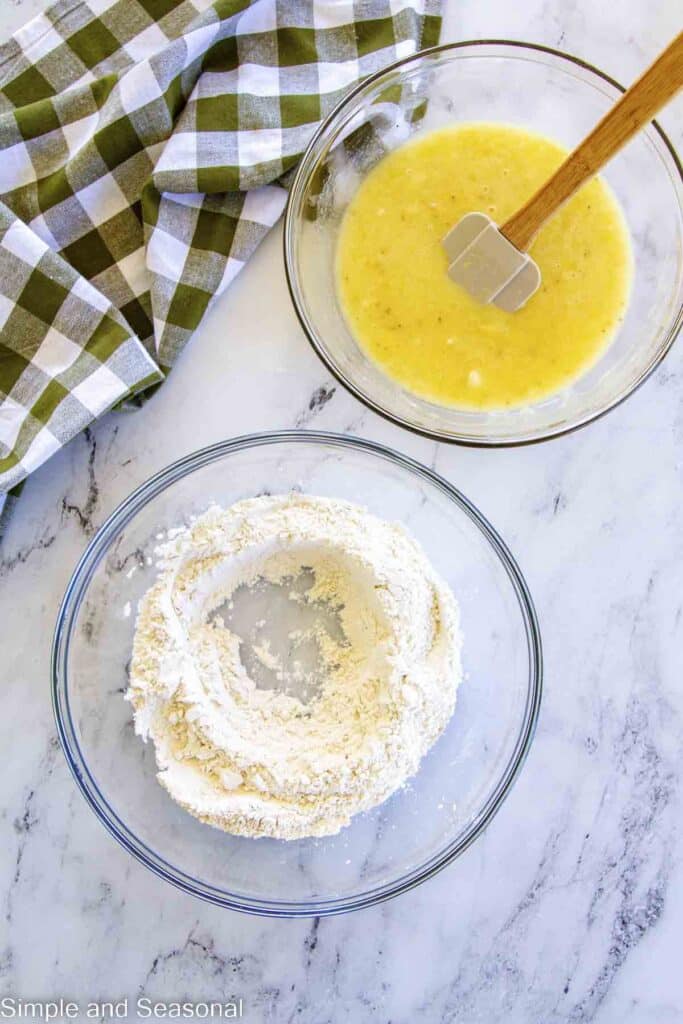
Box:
left=0, top=0, right=440, bottom=499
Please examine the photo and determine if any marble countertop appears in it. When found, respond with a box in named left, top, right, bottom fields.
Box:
left=1, top=0, right=682, bottom=1020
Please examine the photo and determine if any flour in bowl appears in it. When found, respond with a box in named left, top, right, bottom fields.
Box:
left=126, top=495, right=462, bottom=840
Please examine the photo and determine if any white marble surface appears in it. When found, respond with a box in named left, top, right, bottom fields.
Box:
left=2, top=0, right=683, bottom=1019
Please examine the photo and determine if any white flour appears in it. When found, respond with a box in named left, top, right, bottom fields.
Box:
left=127, top=495, right=463, bottom=840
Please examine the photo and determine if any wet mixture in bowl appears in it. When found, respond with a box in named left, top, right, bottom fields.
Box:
left=337, top=123, right=632, bottom=410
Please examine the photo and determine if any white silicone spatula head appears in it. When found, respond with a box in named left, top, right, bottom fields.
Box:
left=442, top=31, right=683, bottom=312
left=442, top=213, right=541, bottom=313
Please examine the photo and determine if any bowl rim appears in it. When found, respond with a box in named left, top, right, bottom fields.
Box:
left=52, top=430, right=543, bottom=918
left=283, top=39, right=683, bottom=448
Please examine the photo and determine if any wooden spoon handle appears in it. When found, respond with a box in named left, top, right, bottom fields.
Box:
left=502, top=31, right=683, bottom=251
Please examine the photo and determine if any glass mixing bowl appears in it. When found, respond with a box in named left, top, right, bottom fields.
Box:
left=52, top=432, right=542, bottom=917
left=284, top=42, right=683, bottom=445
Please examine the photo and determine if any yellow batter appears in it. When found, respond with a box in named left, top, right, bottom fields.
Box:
left=336, top=123, right=632, bottom=410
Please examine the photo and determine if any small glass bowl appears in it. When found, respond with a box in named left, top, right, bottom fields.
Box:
left=284, top=41, right=683, bottom=445
left=52, top=432, right=542, bottom=917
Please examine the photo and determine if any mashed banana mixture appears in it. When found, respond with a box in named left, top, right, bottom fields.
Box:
left=127, top=495, right=462, bottom=840
left=337, top=122, right=632, bottom=409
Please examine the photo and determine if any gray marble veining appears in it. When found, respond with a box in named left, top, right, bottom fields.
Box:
left=1, top=0, right=682, bottom=1020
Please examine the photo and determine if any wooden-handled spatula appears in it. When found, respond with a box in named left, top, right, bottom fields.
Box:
left=442, top=32, right=683, bottom=312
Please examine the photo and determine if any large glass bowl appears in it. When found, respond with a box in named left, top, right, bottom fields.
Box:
left=284, top=42, right=683, bottom=445
left=52, top=432, right=542, bottom=917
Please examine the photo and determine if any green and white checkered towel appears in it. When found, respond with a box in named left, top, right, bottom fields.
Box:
left=0, top=0, right=440, bottom=497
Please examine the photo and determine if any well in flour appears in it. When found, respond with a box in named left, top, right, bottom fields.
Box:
left=126, top=494, right=463, bottom=840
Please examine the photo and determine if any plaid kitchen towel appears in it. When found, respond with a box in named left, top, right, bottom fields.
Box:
left=0, top=0, right=441, bottom=497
